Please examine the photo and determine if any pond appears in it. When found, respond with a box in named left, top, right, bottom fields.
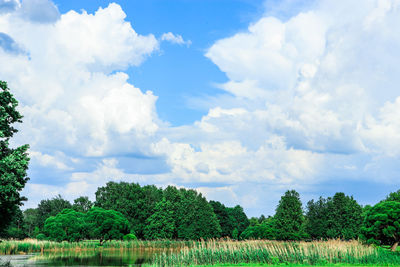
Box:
left=0, top=249, right=158, bottom=266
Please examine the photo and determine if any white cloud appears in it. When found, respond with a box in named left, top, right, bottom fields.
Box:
left=6, top=0, right=400, bottom=216
left=161, top=32, right=191, bottom=46
left=0, top=3, right=160, bottom=157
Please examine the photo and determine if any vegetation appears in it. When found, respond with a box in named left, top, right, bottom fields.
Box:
left=85, top=207, right=130, bottom=244
left=361, top=201, right=400, bottom=251
left=305, top=193, right=362, bottom=240
left=274, top=190, right=305, bottom=240
left=153, top=239, right=400, bottom=266
left=0, top=81, right=30, bottom=236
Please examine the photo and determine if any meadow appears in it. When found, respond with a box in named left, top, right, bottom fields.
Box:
left=1, top=239, right=400, bottom=266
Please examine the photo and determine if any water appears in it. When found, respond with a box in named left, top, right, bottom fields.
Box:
left=0, top=250, right=157, bottom=266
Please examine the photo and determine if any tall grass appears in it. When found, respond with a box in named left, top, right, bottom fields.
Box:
left=152, top=239, right=400, bottom=266
left=0, top=239, right=191, bottom=255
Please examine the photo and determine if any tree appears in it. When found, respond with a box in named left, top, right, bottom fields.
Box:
left=210, top=200, right=235, bottom=237
left=23, top=208, right=38, bottom=237
left=44, top=209, right=86, bottom=242
left=72, top=196, right=93, bottom=213
left=85, top=207, right=130, bottom=245
left=36, top=195, right=72, bottom=229
left=175, top=188, right=221, bottom=240
left=326, top=193, right=362, bottom=240
left=305, top=197, right=329, bottom=239
left=274, top=190, right=305, bottom=240
left=385, top=190, right=400, bottom=202
left=227, top=205, right=250, bottom=237
left=240, top=217, right=277, bottom=240
left=0, top=81, right=30, bottom=235
left=361, top=201, right=400, bottom=251
left=144, top=198, right=175, bottom=239
left=305, top=193, right=363, bottom=240
left=95, top=182, right=162, bottom=238
left=3, top=207, right=26, bottom=239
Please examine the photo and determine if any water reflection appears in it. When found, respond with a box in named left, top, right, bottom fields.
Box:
left=1, top=249, right=157, bottom=266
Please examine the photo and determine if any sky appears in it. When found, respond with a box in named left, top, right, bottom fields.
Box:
left=0, top=0, right=400, bottom=217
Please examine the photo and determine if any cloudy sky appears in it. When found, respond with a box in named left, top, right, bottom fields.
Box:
left=1, top=0, right=399, bottom=216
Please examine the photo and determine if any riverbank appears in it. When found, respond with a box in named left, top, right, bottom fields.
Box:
left=1, top=239, right=399, bottom=266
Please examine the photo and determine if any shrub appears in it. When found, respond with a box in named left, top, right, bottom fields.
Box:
left=123, top=233, right=137, bottom=241
left=36, top=233, right=47, bottom=240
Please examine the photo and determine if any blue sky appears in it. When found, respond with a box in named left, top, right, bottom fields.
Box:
left=1, top=0, right=399, bottom=217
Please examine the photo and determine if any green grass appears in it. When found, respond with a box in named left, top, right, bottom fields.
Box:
left=152, top=240, right=400, bottom=266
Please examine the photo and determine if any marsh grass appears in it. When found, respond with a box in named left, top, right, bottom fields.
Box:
left=2, top=239, right=399, bottom=266
left=0, top=239, right=191, bottom=255
left=152, top=239, right=400, bottom=266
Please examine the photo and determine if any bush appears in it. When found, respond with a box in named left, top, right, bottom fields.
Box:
left=123, top=233, right=137, bottom=241
left=36, top=233, right=47, bottom=240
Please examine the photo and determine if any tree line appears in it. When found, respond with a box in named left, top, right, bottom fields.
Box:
left=2, top=182, right=400, bottom=251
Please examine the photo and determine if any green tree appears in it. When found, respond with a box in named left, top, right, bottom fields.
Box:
left=227, top=205, right=250, bottom=237
left=3, top=207, right=26, bottom=239
left=274, top=190, right=304, bottom=240
left=326, top=193, right=362, bottom=239
left=95, top=182, right=162, bottom=238
left=0, top=81, right=30, bottom=235
left=44, top=209, right=86, bottom=242
left=209, top=200, right=235, bottom=237
left=144, top=198, right=175, bottom=239
left=361, top=201, right=400, bottom=251
left=36, top=195, right=72, bottom=229
left=240, top=217, right=277, bottom=240
left=23, top=208, right=38, bottom=237
left=175, top=188, right=221, bottom=240
left=385, top=190, right=400, bottom=202
left=305, top=197, right=329, bottom=239
left=85, top=207, right=130, bottom=245
left=72, top=196, right=93, bottom=213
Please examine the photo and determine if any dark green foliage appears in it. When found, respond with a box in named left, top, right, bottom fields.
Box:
left=385, top=189, right=400, bottom=202
left=36, top=233, right=46, bottom=240
left=96, top=182, right=221, bottom=240
left=36, top=195, right=72, bottom=229
left=240, top=217, right=277, bottom=240
left=144, top=198, right=175, bottom=239
left=72, top=196, right=93, bottom=213
left=209, top=200, right=235, bottom=237
left=44, top=209, right=86, bottom=242
left=23, top=208, right=38, bottom=237
left=123, top=233, right=137, bottom=241
left=274, top=190, right=305, bottom=240
left=305, top=193, right=362, bottom=240
left=227, top=205, right=250, bottom=237
left=327, top=193, right=362, bottom=239
left=95, top=182, right=162, bottom=238
left=175, top=188, right=221, bottom=240
left=305, top=197, right=329, bottom=239
left=0, top=81, right=30, bottom=235
left=85, top=207, right=130, bottom=244
left=361, top=201, right=400, bottom=251
left=3, top=207, right=26, bottom=239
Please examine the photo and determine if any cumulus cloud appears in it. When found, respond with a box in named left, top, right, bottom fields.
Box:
left=0, top=0, right=19, bottom=14
left=6, top=0, right=400, bottom=216
left=19, top=0, right=60, bottom=23
left=0, top=32, right=25, bottom=54
left=161, top=32, right=191, bottom=46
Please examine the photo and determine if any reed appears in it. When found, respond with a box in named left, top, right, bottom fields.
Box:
left=152, top=239, right=400, bottom=266
left=0, top=239, right=192, bottom=255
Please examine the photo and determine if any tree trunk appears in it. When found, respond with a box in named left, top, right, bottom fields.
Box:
left=391, top=241, right=399, bottom=252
